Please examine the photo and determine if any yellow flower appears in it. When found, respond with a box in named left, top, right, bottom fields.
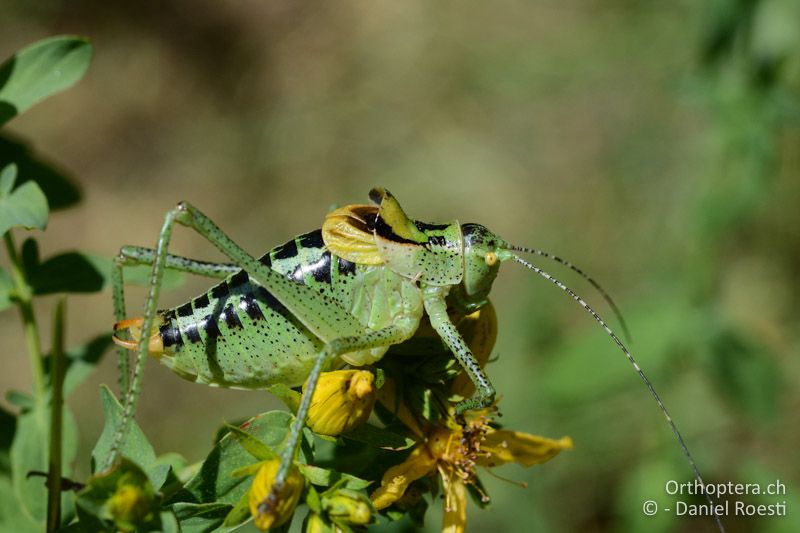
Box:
left=370, top=413, right=572, bottom=532
left=321, top=487, right=376, bottom=526
left=248, top=459, right=305, bottom=531
left=373, top=301, right=570, bottom=533
left=304, top=369, right=377, bottom=436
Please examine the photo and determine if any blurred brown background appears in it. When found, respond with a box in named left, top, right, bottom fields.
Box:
left=1, top=1, right=799, bottom=532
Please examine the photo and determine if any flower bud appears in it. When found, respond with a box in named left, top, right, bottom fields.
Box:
left=107, top=483, right=153, bottom=531
left=304, top=512, right=333, bottom=533
left=321, top=488, right=375, bottom=526
left=248, top=459, right=304, bottom=531
left=304, top=370, right=376, bottom=436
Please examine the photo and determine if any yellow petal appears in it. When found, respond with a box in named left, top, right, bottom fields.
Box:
left=479, top=430, right=573, bottom=468
left=441, top=471, right=467, bottom=533
left=304, top=370, right=376, bottom=436
left=248, top=459, right=304, bottom=531
left=370, top=445, right=436, bottom=510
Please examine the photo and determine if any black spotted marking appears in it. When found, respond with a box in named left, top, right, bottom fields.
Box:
left=222, top=304, right=243, bottom=329
left=298, top=230, right=324, bottom=249
left=255, top=286, right=288, bottom=315
left=211, top=281, right=229, bottom=299
left=202, top=315, right=222, bottom=339
left=274, top=240, right=298, bottom=260
left=162, top=309, right=177, bottom=322
left=193, top=293, right=210, bottom=309
left=183, top=323, right=202, bottom=343
left=259, top=253, right=272, bottom=267
left=177, top=302, right=193, bottom=317
left=240, top=294, right=265, bottom=320
left=159, top=324, right=183, bottom=348
left=230, top=269, right=249, bottom=288
left=338, top=256, right=356, bottom=276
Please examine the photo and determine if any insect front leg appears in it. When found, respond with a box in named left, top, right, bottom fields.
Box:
left=112, top=246, right=240, bottom=393
left=423, top=288, right=496, bottom=413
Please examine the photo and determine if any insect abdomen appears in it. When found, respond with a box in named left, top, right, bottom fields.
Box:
left=155, top=230, right=360, bottom=388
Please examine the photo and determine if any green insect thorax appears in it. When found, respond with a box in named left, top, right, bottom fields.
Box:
left=365, top=188, right=511, bottom=310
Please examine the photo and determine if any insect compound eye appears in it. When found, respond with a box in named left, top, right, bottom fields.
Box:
left=484, top=251, right=498, bottom=266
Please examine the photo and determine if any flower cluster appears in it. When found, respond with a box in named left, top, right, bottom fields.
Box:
left=238, top=304, right=573, bottom=532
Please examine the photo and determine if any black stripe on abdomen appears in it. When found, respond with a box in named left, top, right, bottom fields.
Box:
left=240, top=293, right=265, bottom=321
left=338, top=256, right=355, bottom=276
left=160, top=323, right=183, bottom=348
left=299, top=230, right=324, bottom=249
left=274, top=240, right=298, bottom=260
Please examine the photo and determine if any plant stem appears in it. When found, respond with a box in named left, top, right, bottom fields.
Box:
left=46, top=298, right=66, bottom=533
left=3, top=231, right=46, bottom=408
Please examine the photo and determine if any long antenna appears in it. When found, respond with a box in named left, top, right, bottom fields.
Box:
left=512, top=254, right=724, bottom=533
left=511, top=245, right=632, bottom=343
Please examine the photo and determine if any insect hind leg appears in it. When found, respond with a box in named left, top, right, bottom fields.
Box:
left=106, top=201, right=366, bottom=470
left=262, top=323, right=418, bottom=522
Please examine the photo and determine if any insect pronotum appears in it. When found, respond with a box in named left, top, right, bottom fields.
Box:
left=108, top=187, right=723, bottom=531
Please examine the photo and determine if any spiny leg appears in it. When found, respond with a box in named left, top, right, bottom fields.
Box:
left=118, top=245, right=240, bottom=278
left=263, top=324, right=418, bottom=519
left=423, top=288, right=495, bottom=413
left=106, top=202, right=365, bottom=470
left=111, top=246, right=239, bottom=393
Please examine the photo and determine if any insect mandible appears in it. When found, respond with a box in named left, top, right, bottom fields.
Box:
left=106, top=187, right=722, bottom=531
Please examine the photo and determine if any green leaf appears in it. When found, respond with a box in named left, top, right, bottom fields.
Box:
left=28, top=251, right=107, bottom=294
left=0, top=163, right=16, bottom=196
left=0, top=36, right=92, bottom=126
left=181, top=411, right=294, bottom=506
left=59, top=335, right=112, bottom=397
left=10, top=404, right=78, bottom=528
left=0, top=133, right=81, bottom=210
left=298, top=464, right=372, bottom=491
left=159, top=510, right=180, bottom=533
left=343, top=424, right=416, bottom=451
left=222, top=489, right=252, bottom=528
left=0, top=267, right=13, bottom=312
left=0, top=180, right=48, bottom=235
left=91, top=386, right=158, bottom=485
left=0, top=475, right=39, bottom=533
left=170, top=502, right=232, bottom=533
left=20, top=237, right=38, bottom=272
left=225, top=424, right=277, bottom=461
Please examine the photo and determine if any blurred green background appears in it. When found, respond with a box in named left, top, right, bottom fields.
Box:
left=1, top=1, right=799, bottom=532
